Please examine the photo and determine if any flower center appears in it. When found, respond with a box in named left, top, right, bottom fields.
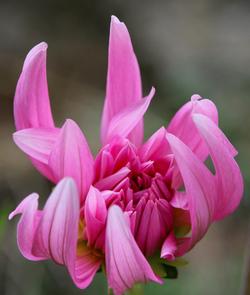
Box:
left=91, top=137, right=175, bottom=256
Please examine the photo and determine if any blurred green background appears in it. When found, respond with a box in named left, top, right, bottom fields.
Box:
left=0, top=0, right=249, bottom=294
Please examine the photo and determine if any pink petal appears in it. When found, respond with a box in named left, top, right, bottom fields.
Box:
left=94, top=150, right=114, bottom=181
left=106, top=205, right=162, bottom=295
left=13, top=128, right=59, bottom=165
left=36, top=178, right=100, bottom=288
left=101, top=16, right=143, bottom=147
left=105, top=88, right=155, bottom=145
left=85, top=186, right=107, bottom=249
left=74, top=255, right=101, bottom=289
left=49, top=119, right=94, bottom=203
left=135, top=199, right=174, bottom=257
left=161, top=231, right=177, bottom=261
left=139, top=127, right=169, bottom=161
left=170, top=191, right=189, bottom=210
left=167, top=94, right=218, bottom=161
left=192, top=114, right=243, bottom=220
left=135, top=199, right=173, bottom=257
left=8, top=193, right=44, bottom=261
left=32, top=178, right=79, bottom=268
left=166, top=133, right=216, bottom=256
left=94, top=166, right=130, bottom=191
left=135, top=200, right=154, bottom=256
left=113, top=141, right=137, bottom=171
left=14, top=42, right=54, bottom=130
left=10, top=178, right=99, bottom=289
left=34, top=178, right=100, bottom=289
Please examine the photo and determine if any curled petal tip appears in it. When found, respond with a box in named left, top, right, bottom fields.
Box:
left=9, top=210, right=16, bottom=220
left=149, top=86, right=156, bottom=97
left=166, top=95, right=218, bottom=168
left=27, top=42, right=48, bottom=54
left=9, top=193, right=39, bottom=221
left=110, top=16, right=127, bottom=37
left=35, top=42, right=48, bottom=51
left=111, top=15, right=121, bottom=23
left=8, top=211, right=15, bottom=220
left=63, top=118, right=83, bottom=130
left=191, top=94, right=202, bottom=101
left=23, top=42, right=48, bottom=69
left=63, top=118, right=76, bottom=129
left=160, top=232, right=177, bottom=261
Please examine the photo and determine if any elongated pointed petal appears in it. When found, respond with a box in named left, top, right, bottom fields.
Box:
left=9, top=193, right=44, bottom=261
left=13, top=128, right=59, bottom=164
left=167, top=95, right=218, bottom=161
left=94, top=150, right=115, bottom=181
left=9, top=178, right=79, bottom=265
left=139, top=127, right=169, bottom=161
left=105, top=88, right=155, bottom=145
left=85, top=186, right=107, bottom=249
left=192, top=114, right=243, bottom=220
left=101, top=16, right=143, bottom=147
left=35, top=178, right=99, bottom=289
left=43, top=179, right=101, bottom=289
left=135, top=199, right=172, bottom=257
left=10, top=178, right=99, bottom=289
left=94, top=167, right=130, bottom=191
left=135, top=200, right=154, bottom=256
left=49, top=119, right=94, bottom=202
left=14, top=42, right=54, bottom=130
left=35, top=178, right=100, bottom=288
left=106, top=205, right=162, bottom=295
left=32, top=178, right=79, bottom=269
left=166, top=133, right=216, bottom=255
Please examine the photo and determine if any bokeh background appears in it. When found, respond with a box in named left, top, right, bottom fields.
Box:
left=0, top=0, right=250, bottom=294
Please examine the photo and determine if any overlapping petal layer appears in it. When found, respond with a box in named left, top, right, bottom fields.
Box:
left=106, top=205, right=162, bottom=295
left=13, top=120, right=94, bottom=201
left=49, top=119, right=94, bottom=202
left=193, top=114, right=243, bottom=220
left=9, top=178, right=100, bottom=289
left=167, top=94, right=218, bottom=161
left=166, top=133, right=216, bottom=255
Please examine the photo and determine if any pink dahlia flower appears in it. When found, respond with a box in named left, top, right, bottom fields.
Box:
left=10, top=16, right=243, bottom=295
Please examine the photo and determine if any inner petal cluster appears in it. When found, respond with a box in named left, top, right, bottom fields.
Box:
left=92, top=136, right=176, bottom=256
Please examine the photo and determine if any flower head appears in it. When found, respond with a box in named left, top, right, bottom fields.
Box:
left=10, top=15, right=243, bottom=295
